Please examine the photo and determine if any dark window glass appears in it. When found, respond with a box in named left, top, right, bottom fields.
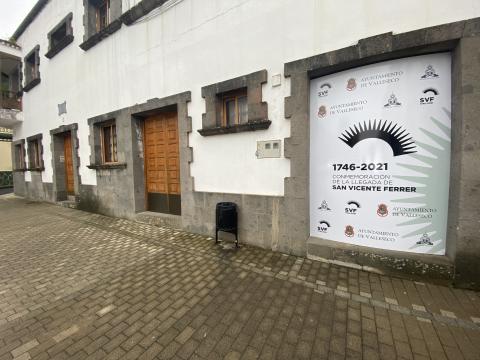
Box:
left=221, top=88, right=248, bottom=127
left=28, top=139, right=41, bottom=169
left=102, top=123, right=117, bottom=163
left=97, top=0, right=110, bottom=32
left=15, top=144, right=24, bottom=169
left=51, top=24, right=67, bottom=48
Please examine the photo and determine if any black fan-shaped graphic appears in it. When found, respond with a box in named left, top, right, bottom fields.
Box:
left=319, top=221, right=331, bottom=227
left=321, top=83, right=332, bottom=89
left=347, top=201, right=360, bottom=208
left=423, top=88, right=439, bottom=95
left=338, top=119, right=416, bottom=157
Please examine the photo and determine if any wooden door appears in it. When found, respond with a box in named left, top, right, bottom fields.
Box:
left=64, top=132, right=74, bottom=195
left=144, top=111, right=181, bottom=214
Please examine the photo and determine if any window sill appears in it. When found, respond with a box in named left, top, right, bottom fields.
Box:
left=13, top=169, right=27, bottom=173
left=27, top=167, right=45, bottom=172
left=198, top=120, right=271, bottom=136
left=87, top=163, right=127, bottom=170
left=45, top=34, right=74, bottom=59
left=23, top=78, right=41, bottom=92
left=79, top=19, right=122, bottom=51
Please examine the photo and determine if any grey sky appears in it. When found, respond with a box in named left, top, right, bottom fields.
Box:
left=0, top=0, right=38, bottom=40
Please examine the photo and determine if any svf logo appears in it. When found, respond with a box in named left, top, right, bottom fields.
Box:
left=317, top=220, right=330, bottom=233
left=345, top=201, right=360, bottom=215
left=420, top=88, right=439, bottom=105
left=318, top=83, right=331, bottom=97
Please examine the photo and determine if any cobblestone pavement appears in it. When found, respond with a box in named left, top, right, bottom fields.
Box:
left=0, top=196, right=479, bottom=360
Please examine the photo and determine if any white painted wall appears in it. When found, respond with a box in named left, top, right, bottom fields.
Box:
left=14, top=0, right=480, bottom=196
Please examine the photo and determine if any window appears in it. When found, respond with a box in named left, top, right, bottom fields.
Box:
left=101, top=122, right=117, bottom=163
left=23, top=46, right=40, bottom=91
left=14, top=143, right=25, bottom=170
left=221, top=89, right=248, bottom=127
left=96, top=0, right=110, bottom=32
left=80, top=0, right=122, bottom=51
left=199, top=70, right=271, bottom=136
left=51, top=24, right=67, bottom=48
left=27, top=138, right=42, bottom=169
left=46, top=13, right=74, bottom=59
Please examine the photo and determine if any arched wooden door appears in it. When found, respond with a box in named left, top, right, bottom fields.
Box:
left=143, top=111, right=181, bottom=215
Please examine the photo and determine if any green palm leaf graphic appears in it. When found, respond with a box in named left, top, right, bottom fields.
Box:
left=392, top=108, right=451, bottom=254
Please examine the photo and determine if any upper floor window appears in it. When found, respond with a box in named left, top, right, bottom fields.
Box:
left=23, top=46, right=40, bottom=92
left=46, top=13, right=74, bottom=59
left=96, top=0, right=110, bottom=32
left=80, top=0, right=121, bottom=51
left=26, top=135, right=43, bottom=171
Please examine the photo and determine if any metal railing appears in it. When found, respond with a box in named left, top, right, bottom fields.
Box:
left=0, top=171, right=13, bottom=188
left=0, top=91, right=22, bottom=111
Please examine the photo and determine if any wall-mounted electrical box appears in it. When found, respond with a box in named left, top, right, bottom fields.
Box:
left=256, top=140, right=281, bottom=158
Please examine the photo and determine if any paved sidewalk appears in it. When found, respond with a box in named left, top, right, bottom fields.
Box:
left=0, top=196, right=479, bottom=360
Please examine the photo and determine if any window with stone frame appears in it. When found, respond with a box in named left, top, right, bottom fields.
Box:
left=87, top=116, right=126, bottom=170
left=220, top=88, right=248, bottom=127
left=27, top=135, right=43, bottom=170
left=100, top=121, right=118, bottom=163
left=199, top=70, right=271, bottom=136
left=95, top=0, right=110, bottom=32
left=23, top=46, right=40, bottom=92
left=80, top=0, right=122, bottom=51
left=46, top=13, right=74, bottom=59
left=13, top=142, right=26, bottom=171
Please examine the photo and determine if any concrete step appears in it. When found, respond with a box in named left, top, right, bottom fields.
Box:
left=57, top=200, right=78, bottom=209
left=134, top=211, right=182, bottom=229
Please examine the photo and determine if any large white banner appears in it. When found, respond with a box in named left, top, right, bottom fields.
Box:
left=309, top=53, right=451, bottom=255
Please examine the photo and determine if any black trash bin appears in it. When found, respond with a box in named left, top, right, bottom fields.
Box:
left=215, top=202, right=238, bottom=247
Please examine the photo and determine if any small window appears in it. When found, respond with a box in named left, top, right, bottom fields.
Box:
left=46, top=13, right=74, bottom=59
left=221, top=88, right=248, bottom=127
left=14, top=144, right=25, bottom=170
left=51, top=24, right=67, bottom=48
left=96, top=0, right=110, bottom=32
left=101, top=122, right=117, bottom=163
left=24, top=47, right=40, bottom=86
left=27, top=138, right=42, bottom=169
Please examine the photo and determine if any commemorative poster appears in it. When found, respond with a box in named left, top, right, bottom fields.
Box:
left=309, top=53, right=451, bottom=255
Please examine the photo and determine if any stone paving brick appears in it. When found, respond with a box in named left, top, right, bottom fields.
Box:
left=1, top=197, right=480, bottom=359
left=11, top=339, right=39, bottom=358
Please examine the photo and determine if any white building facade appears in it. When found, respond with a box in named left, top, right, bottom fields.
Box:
left=10, top=0, right=480, bottom=288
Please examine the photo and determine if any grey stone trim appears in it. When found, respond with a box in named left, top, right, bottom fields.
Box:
left=120, top=0, right=169, bottom=25
left=80, top=0, right=122, bottom=50
left=50, top=123, right=78, bottom=135
left=283, top=17, right=480, bottom=287
left=83, top=92, right=193, bottom=225
left=45, top=13, right=74, bottom=59
left=88, top=114, right=118, bottom=167
left=11, top=139, right=26, bottom=171
left=23, top=78, right=40, bottom=92
left=23, top=45, right=41, bottom=92
left=200, top=70, right=268, bottom=132
left=26, top=133, right=45, bottom=171
left=79, top=19, right=122, bottom=51
left=197, top=119, right=271, bottom=136
left=130, top=92, right=193, bottom=220
left=50, top=123, right=82, bottom=201
left=87, top=163, right=127, bottom=170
